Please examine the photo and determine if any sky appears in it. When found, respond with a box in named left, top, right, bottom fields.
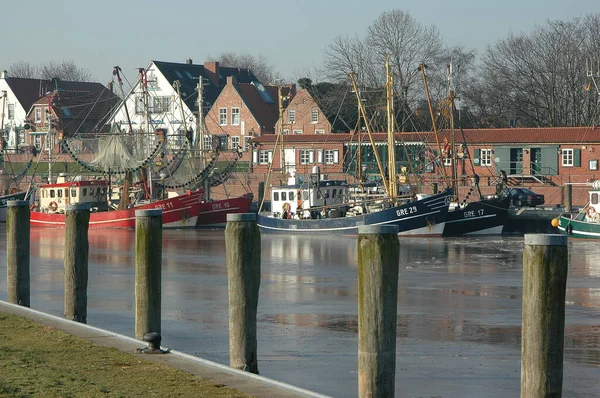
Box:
left=3, top=0, right=598, bottom=84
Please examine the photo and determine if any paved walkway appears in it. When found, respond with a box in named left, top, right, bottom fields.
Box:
left=0, top=301, right=331, bottom=398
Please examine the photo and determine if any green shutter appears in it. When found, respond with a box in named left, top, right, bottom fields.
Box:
left=474, top=148, right=481, bottom=165
left=574, top=148, right=581, bottom=167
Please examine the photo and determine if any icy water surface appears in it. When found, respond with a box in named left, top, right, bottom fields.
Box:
left=1, top=229, right=599, bottom=398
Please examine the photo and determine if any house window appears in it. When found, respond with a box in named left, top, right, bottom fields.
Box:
left=231, top=107, right=240, bottom=125
left=293, top=129, right=302, bottom=134
left=443, top=157, right=452, bottom=166
left=34, top=135, right=41, bottom=149
left=311, top=109, right=318, bottom=124
left=562, top=149, right=574, bottom=166
left=35, top=108, right=41, bottom=123
left=135, top=96, right=144, bottom=114
left=219, top=108, right=227, bottom=125
left=324, top=150, right=339, bottom=164
left=231, top=136, right=240, bottom=150
left=315, top=129, right=325, bottom=134
left=244, top=136, right=252, bottom=151
left=150, top=97, right=170, bottom=114
left=8, top=104, right=14, bottom=120
left=258, top=150, right=272, bottom=164
left=18, top=130, right=25, bottom=145
left=300, top=150, right=314, bottom=164
left=283, top=129, right=290, bottom=134
left=288, top=110, right=295, bottom=124
left=203, top=134, right=213, bottom=150
left=481, top=149, right=492, bottom=166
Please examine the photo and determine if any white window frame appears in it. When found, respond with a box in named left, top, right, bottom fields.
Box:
left=324, top=149, right=339, bottom=165
left=315, top=129, right=325, bottom=134
left=135, top=96, right=144, bottom=114
left=231, top=136, right=240, bottom=150
left=219, top=108, right=227, bottom=125
left=34, top=135, right=42, bottom=149
left=231, top=107, right=240, bottom=126
left=244, top=136, right=252, bottom=151
left=293, top=129, right=302, bottom=134
left=283, top=129, right=290, bottom=135
left=258, top=150, right=272, bottom=164
left=562, top=148, right=574, bottom=167
left=300, top=150, right=314, bottom=164
left=481, top=149, right=492, bottom=166
left=443, top=156, right=452, bottom=166
left=35, top=108, right=41, bottom=123
left=311, top=109, right=318, bottom=124
left=288, top=110, right=295, bottom=124
left=203, top=134, right=213, bottom=150
left=8, top=104, right=14, bottom=120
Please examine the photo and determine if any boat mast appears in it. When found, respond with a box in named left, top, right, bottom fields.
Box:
left=0, top=90, right=6, bottom=154
left=386, top=55, right=397, bottom=198
left=113, top=66, right=133, bottom=210
left=418, top=63, right=450, bottom=186
left=349, top=72, right=390, bottom=197
left=447, top=62, right=457, bottom=201
left=278, top=85, right=285, bottom=179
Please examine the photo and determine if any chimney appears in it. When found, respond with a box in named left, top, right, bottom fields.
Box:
left=204, top=61, right=220, bottom=86
left=1, top=70, right=7, bottom=79
left=185, top=58, right=193, bottom=64
left=227, top=76, right=237, bottom=86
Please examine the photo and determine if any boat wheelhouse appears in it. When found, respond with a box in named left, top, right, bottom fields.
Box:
left=37, top=174, right=109, bottom=213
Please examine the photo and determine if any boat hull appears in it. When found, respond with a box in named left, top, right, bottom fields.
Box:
left=442, top=195, right=512, bottom=236
left=30, top=190, right=203, bottom=229
left=0, top=191, right=29, bottom=222
left=257, top=190, right=451, bottom=236
left=557, top=213, right=600, bottom=239
left=196, top=194, right=254, bottom=228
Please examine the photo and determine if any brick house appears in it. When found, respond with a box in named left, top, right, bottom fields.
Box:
left=275, top=88, right=332, bottom=135
left=25, top=79, right=118, bottom=154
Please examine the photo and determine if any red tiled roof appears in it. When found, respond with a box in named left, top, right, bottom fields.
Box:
left=253, top=127, right=600, bottom=145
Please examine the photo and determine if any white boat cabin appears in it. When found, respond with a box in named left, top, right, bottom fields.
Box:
left=586, top=181, right=600, bottom=222
left=271, top=179, right=350, bottom=220
left=37, top=174, right=109, bottom=213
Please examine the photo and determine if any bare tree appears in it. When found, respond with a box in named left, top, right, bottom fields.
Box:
left=216, top=52, right=280, bottom=84
left=40, top=60, right=93, bottom=82
left=7, top=61, right=39, bottom=78
left=7, top=59, right=93, bottom=81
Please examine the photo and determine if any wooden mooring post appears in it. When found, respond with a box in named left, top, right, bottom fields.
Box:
left=225, top=213, right=261, bottom=374
left=563, top=184, right=572, bottom=212
left=521, top=234, right=568, bottom=398
left=135, top=209, right=162, bottom=340
left=64, top=204, right=91, bottom=323
left=6, top=200, right=30, bottom=307
left=357, top=225, right=400, bottom=398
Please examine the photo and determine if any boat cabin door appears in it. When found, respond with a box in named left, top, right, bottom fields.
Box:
left=284, top=148, right=296, bottom=175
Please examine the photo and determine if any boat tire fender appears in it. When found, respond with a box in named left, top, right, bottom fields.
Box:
left=586, top=207, right=596, bottom=219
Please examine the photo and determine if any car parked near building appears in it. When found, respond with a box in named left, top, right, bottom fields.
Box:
left=506, top=188, right=545, bottom=207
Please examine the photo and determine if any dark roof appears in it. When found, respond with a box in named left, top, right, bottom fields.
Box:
left=152, top=60, right=259, bottom=114
left=5, top=77, right=55, bottom=112
left=30, top=82, right=119, bottom=134
left=236, top=82, right=292, bottom=132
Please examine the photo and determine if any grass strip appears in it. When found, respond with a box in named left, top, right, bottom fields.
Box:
left=0, top=312, right=252, bottom=397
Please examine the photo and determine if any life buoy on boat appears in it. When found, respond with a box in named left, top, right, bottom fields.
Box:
left=586, top=207, right=596, bottom=219
left=282, top=202, right=291, bottom=219
left=48, top=201, right=58, bottom=212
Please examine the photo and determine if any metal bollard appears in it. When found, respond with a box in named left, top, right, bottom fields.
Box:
left=6, top=200, right=30, bottom=307
left=135, top=209, right=162, bottom=340
left=521, top=234, right=568, bottom=398
left=357, top=225, right=399, bottom=398
left=64, top=203, right=91, bottom=323
left=225, top=213, right=261, bottom=374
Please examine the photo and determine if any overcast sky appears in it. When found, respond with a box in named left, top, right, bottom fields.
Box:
left=4, top=0, right=598, bottom=83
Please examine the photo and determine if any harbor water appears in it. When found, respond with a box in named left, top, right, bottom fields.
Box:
left=0, top=228, right=599, bottom=397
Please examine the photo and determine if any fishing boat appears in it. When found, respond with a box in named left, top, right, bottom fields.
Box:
left=29, top=174, right=202, bottom=229
left=0, top=189, right=29, bottom=222
left=196, top=193, right=253, bottom=227
left=418, top=63, right=511, bottom=236
left=257, top=57, right=452, bottom=236
left=555, top=181, right=600, bottom=239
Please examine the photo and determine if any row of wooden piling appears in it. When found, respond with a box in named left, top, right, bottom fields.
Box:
left=6, top=201, right=569, bottom=397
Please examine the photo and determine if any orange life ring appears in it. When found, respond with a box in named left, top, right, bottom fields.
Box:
left=282, top=202, right=291, bottom=213
left=587, top=207, right=596, bottom=219
left=49, top=201, right=58, bottom=211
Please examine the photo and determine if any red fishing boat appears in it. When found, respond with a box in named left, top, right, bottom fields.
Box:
left=195, top=193, right=253, bottom=227
left=30, top=176, right=203, bottom=229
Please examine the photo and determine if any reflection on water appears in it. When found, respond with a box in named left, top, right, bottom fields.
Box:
left=0, top=229, right=599, bottom=396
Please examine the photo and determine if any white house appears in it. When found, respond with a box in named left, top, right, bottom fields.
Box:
left=107, top=59, right=260, bottom=149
